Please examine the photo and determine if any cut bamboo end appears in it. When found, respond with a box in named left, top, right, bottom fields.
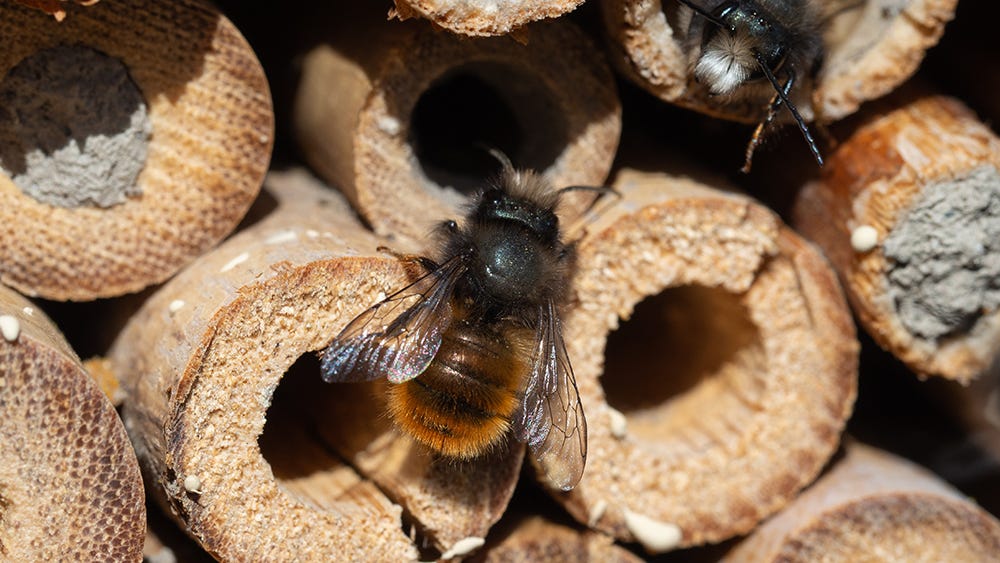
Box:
left=390, top=0, right=585, bottom=36
left=0, top=0, right=273, bottom=301
left=109, top=169, right=523, bottom=559
left=552, top=169, right=858, bottom=551
left=600, top=0, right=956, bottom=123
left=794, top=95, right=1000, bottom=382
left=480, top=515, right=642, bottom=562
left=0, top=284, right=144, bottom=561
left=722, top=441, right=1000, bottom=561
left=293, top=14, right=620, bottom=241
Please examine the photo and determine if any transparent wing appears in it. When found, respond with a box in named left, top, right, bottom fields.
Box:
left=512, top=300, right=588, bottom=491
left=319, top=255, right=466, bottom=384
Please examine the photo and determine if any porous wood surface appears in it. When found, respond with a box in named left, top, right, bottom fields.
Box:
left=294, top=11, right=620, bottom=242
left=0, top=0, right=272, bottom=300
left=722, top=441, right=1000, bottom=562
left=0, top=284, right=144, bottom=561
left=391, top=0, right=586, bottom=36
left=548, top=169, right=858, bottom=550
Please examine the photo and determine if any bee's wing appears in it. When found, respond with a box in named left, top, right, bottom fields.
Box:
left=512, top=300, right=588, bottom=491
left=319, top=255, right=467, bottom=384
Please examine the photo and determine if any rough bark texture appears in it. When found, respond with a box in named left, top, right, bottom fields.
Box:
left=600, top=0, right=957, bottom=123
left=546, top=169, right=858, bottom=551
left=0, top=284, right=145, bottom=561
left=722, top=441, right=1000, bottom=562
left=476, top=515, right=642, bottom=562
left=391, top=0, right=586, bottom=36
left=293, top=8, right=620, bottom=242
left=794, top=95, right=1000, bottom=382
left=0, top=0, right=272, bottom=300
left=109, top=169, right=524, bottom=559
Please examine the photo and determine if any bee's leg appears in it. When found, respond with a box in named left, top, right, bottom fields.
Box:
left=741, top=70, right=793, bottom=174
left=376, top=246, right=440, bottom=273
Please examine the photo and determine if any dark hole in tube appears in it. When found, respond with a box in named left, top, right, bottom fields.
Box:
left=409, top=62, right=567, bottom=195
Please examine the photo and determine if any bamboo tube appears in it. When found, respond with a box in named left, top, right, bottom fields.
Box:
left=600, top=0, right=956, bottom=124
left=0, top=284, right=144, bottom=561
left=390, top=0, right=585, bottom=36
left=794, top=95, right=1000, bottom=382
left=0, top=0, right=273, bottom=301
left=478, top=515, right=642, bottom=562
left=109, top=169, right=524, bottom=559
left=293, top=7, right=621, bottom=241
left=721, top=441, right=1000, bottom=561
left=548, top=168, right=858, bottom=552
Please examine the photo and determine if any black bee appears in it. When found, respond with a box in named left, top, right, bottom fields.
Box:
left=320, top=154, right=588, bottom=491
left=676, top=0, right=825, bottom=171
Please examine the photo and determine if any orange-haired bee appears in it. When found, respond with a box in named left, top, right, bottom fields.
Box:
left=320, top=156, right=588, bottom=491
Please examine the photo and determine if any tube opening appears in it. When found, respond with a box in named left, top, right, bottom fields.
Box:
left=601, top=285, right=766, bottom=452
left=410, top=61, right=568, bottom=195
left=0, top=45, right=151, bottom=208
left=259, top=353, right=385, bottom=511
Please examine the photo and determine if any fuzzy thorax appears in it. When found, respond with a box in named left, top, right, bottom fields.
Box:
left=694, top=29, right=758, bottom=96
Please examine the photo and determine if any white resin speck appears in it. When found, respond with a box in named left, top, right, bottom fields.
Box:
left=623, top=509, right=682, bottom=553
left=851, top=225, right=879, bottom=253
left=441, top=537, right=485, bottom=559
left=0, top=315, right=21, bottom=342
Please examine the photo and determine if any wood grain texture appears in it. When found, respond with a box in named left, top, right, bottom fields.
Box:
left=476, top=515, right=642, bottom=562
left=109, top=169, right=525, bottom=559
left=0, top=284, right=145, bottom=561
left=600, top=0, right=957, bottom=124
left=391, top=0, right=586, bottom=36
left=722, top=441, right=1000, bottom=562
left=293, top=9, right=620, bottom=242
left=0, top=0, right=273, bottom=300
left=794, top=95, right=1000, bottom=382
left=550, top=169, right=857, bottom=551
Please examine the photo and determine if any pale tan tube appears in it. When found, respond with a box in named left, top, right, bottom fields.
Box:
left=0, top=0, right=272, bottom=300
left=391, top=0, right=586, bottom=36
left=600, top=0, right=957, bottom=123
left=794, top=95, right=1000, bottom=382
left=109, top=169, right=524, bottom=559
left=0, top=284, right=144, bottom=561
left=722, top=441, right=1000, bottom=561
left=294, top=8, right=621, bottom=241
left=552, top=169, right=858, bottom=553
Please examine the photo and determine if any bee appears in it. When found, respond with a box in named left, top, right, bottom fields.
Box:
left=675, top=0, right=826, bottom=172
left=319, top=154, right=588, bottom=491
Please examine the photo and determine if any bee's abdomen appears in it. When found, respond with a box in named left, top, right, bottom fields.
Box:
left=387, top=321, right=529, bottom=458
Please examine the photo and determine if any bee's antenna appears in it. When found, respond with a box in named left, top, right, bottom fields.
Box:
left=752, top=52, right=824, bottom=168
left=675, top=0, right=729, bottom=29
left=485, top=147, right=515, bottom=172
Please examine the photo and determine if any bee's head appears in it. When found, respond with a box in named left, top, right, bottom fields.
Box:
left=474, top=188, right=560, bottom=246
left=693, top=3, right=790, bottom=95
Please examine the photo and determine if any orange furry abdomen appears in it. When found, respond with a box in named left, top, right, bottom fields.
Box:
left=386, top=319, right=531, bottom=458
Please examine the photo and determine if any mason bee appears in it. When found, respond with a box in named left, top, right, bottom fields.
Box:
left=320, top=155, right=588, bottom=491
left=675, top=0, right=825, bottom=171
